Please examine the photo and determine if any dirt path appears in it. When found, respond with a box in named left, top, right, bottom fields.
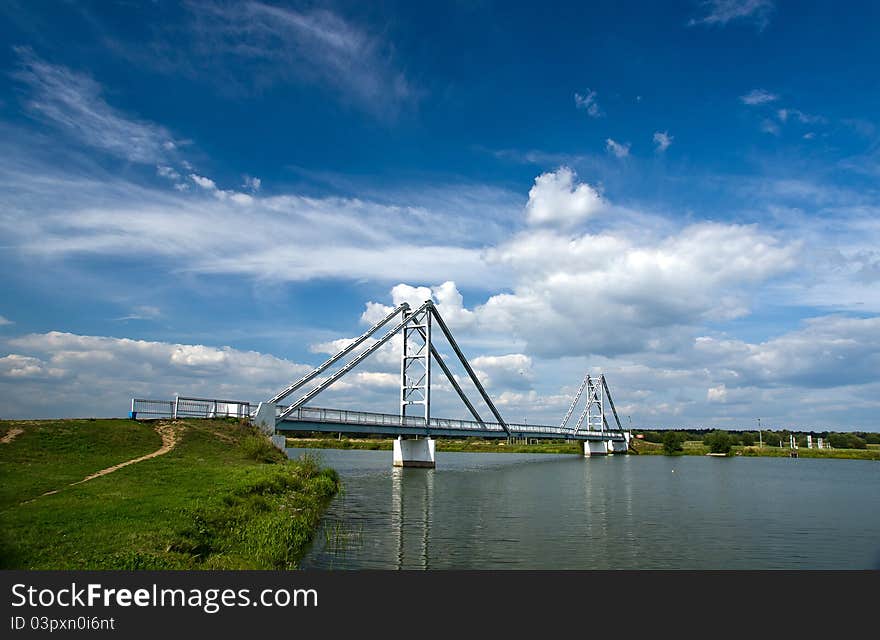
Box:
left=70, top=423, right=180, bottom=486
left=26, top=423, right=182, bottom=502
left=1, top=427, right=24, bottom=444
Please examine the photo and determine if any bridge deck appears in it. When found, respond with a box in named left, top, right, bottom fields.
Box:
left=277, top=406, right=627, bottom=441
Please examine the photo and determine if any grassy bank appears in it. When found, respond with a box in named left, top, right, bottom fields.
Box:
left=0, top=418, right=339, bottom=569
left=285, top=435, right=584, bottom=455
left=631, top=438, right=880, bottom=460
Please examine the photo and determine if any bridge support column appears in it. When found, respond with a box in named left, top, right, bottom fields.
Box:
left=609, top=439, right=628, bottom=454
left=252, top=402, right=277, bottom=435
left=393, top=436, right=435, bottom=468
left=584, top=440, right=609, bottom=456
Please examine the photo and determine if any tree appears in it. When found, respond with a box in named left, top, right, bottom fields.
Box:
left=740, top=432, right=755, bottom=447
left=662, top=431, right=685, bottom=455
left=828, top=433, right=867, bottom=450
left=703, top=430, right=733, bottom=454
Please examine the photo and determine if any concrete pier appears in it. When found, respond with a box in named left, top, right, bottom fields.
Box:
left=393, top=436, right=436, bottom=468
left=584, top=440, right=609, bottom=456
left=253, top=402, right=276, bottom=435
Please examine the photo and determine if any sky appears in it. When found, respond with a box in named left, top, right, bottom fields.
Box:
left=1, top=0, right=879, bottom=430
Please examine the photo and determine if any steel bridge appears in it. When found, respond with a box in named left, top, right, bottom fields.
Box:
left=132, top=299, right=630, bottom=466
left=248, top=299, right=631, bottom=466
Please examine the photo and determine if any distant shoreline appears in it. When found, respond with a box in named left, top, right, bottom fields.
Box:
left=284, top=435, right=880, bottom=460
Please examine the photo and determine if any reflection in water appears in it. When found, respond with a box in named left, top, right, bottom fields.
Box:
left=391, top=467, right=434, bottom=570
left=298, top=449, right=880, bottom=570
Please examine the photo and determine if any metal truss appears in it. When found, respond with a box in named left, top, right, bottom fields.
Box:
left=560, top=373, right=624, bottom=436
left=272, top=300, right=510, bottom=434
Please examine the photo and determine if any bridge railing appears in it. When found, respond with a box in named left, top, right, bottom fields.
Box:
left=130, top=397, right=252, bottom=420
left=277, top=405, right=628, bottom=439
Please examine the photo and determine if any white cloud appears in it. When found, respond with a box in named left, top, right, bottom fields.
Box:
left=694, top=315, right=880, bottom=389
left=605, top=138, right=630, bottom=158
left=574, top=89, right=602, bottom=117
left=243, top=175, right=261, bottom=191
left=190, top=174, right=217, bottom=190
left=480, top=222, right=796, bottom=358
left=689, top=1, right=775, bottom=29
left=359, top=282, right=475, bottom=332
left=184, top=2, right=415, bottom=118
left=777, top=108, right=825, bottom=125
left=156, top=165, right=181, bottom=181
left=0, top=316, right=13, bottom=326
left=524, top=167, right=604, bottom=226
left=116, top=305, right=162, bottom=322
left=0, top=331, right=313, bottom=418
left=13, top=48, right=179, bottom=164
left=740, top=89, right=779, bottom=105
left=653, top=131, right=673, bottom=152
left=0, top=354, right=64, bottom=379
left=707, top=384, right=728, bottom=403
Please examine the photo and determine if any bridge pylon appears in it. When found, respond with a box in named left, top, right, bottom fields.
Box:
left=257, top=299, right=513, bottom=468
left=559, top=372, right=630, bottom=456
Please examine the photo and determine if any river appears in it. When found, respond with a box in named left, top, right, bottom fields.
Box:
left=290, top=448, right=880, bottom=569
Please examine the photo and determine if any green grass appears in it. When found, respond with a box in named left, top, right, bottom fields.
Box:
left=631, top=438, right=880, bottom=460
left=285, top=435, right=584, bottom=455
left=0, top=419, right=162, bottom=508
left=0, top=418, right=339, bottom=569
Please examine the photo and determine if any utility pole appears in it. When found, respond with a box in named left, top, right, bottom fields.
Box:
left=758, top=418, right=762, bottom=448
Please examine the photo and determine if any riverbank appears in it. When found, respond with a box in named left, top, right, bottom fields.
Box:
left=286, top=435, right=583, bottom=454
left=0, top=418, right=339, bottom=569
left=630, top=438, right=880, bottom=460
left=284, top=434, right=880, bottom=460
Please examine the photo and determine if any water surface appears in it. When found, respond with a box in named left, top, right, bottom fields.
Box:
left=291, top=448, right=880, bottom=569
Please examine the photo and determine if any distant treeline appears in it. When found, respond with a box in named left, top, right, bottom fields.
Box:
left=635, top=429, right=879, bottom=450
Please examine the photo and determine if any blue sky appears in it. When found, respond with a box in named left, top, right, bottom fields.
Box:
left=1, top=0, right=879, bottom=429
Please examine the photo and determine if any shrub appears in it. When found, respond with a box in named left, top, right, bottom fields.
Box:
left=740, top=432, right=755, bottom=447
left=239, top=434, right=284, bottom=463
left=662, top=431, right=685, bottom=455
left=703, top=430, right=733, bottom=454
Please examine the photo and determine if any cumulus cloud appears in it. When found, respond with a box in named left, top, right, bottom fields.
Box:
left=653, top=131, right=673, bottom=152
left=360, top=282, right=475, bottom=331
left=190, top=174, right=217, bottom=190
left=605, top=138, right=630, bottom=158
left=574, top=89, right=602, bottom=117
left=0, top=316, right=13, bottom=326
left=694, top=315, right=880, bottom=389
left=707, top=384, right=728, bottom=403
left=524, top=167, right=604, bottom=226
left=0, top=331, right=315, bottom=418
left=480, top=222, right=796, bottom=358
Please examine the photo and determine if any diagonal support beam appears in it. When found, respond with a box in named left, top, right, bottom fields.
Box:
left=278, top=301, right=431, bottom=420
left=270, top=303, right=410, bottom=405
left=601, top=374, right=624, bottom=431
left=429, top=304, right=510, bottom=435
left=573, top=376, right=597, bottom=434
left=560, top=371, right=590, bottom=430
left=430, top=344, right=485, bottom=426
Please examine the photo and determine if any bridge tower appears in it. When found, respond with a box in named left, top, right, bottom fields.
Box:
left=256, top=298, right=511, bottom=468
left=560, top=373, right=630, bottom=456
left=396, top=303, right=435, bottom=467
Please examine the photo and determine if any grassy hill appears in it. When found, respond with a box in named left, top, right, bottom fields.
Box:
left=0, top=418, right=338, bottom=569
